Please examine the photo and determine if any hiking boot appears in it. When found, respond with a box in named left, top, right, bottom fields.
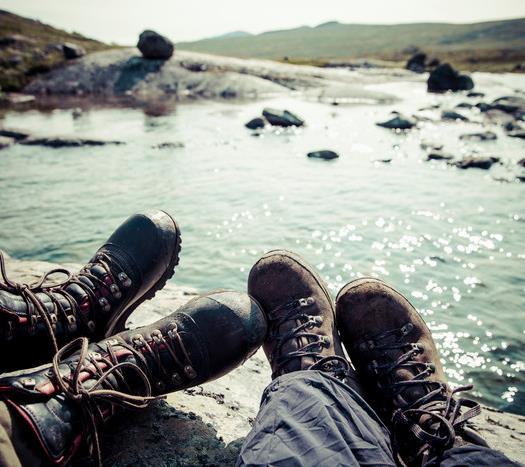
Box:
left=0, top=210, right=181, bottom=371
left=0, top=291, right=266, bottom=466
left=248, top=250, right=360, bottom=389
left=336, top=278, right=486, bottom=466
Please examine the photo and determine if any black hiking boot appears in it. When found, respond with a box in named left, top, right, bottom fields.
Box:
left=0, top=210, right=181, bottom=371
left=248, top=249, right=361, bottom=391
left=336, top=278, right=487, bottom=466
left=0, top=291, right=266, bottom=466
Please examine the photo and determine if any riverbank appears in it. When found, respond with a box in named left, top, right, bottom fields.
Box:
left=3, top=256, right=524, bottom=465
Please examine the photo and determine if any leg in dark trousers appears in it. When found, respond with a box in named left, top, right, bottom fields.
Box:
left=237, top=370, right=396, bottom=467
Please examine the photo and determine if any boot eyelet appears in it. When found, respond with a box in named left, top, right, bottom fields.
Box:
left=184, top=365, right=197, bottom=379
left=21, top=378, right=36, bottom=389
left=98, top=297, right=110, bottom=312
left=109, top=284, right=122, bottom=299
left=156, top=380, right=166, bottom=391
left=87, top=320, right=96, bottom=332
left=132, top=334, right=145, bottom=348
left=172, top=373, right=182, bottom=385
left=151, top=330, right=163, bottom=344
left=118, top=272, right=132, bottom=288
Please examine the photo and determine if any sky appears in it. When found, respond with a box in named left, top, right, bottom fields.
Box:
left=1, top=0, right=524, bottom=44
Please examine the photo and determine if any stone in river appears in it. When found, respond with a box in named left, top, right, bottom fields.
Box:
left=459, top=131, right=497, bottom=142
left=467, top=91, right=485, bottom=98
left=442, top=110, right=469, bottom=121
left=517, top=158, right=525, bottom=168
left=245, top=117, right=266, bottom=130
left=455, top=156, right=499, bottom=170
left=262, top=108, right=304, bottom=127
left=376, top=114, right=416, bottom=130
left=427, top=63, right=474, bottom=93
left=507, top=130, right=525, bottom=139
left=427, top=151, right=455, bottom=161
left=490, top=96, right=525, bottom=115
left=20, top=137, right=124, bottom=148
left=406, top=52, right=426, bottom=73
left=137, top=30, right=174, bottom=60
left=307, top=150, right=339, bottom=160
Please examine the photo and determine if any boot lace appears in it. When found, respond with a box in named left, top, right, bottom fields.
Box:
left=361, top=322, right=482, bottom=463
left=0, top=251, right=131, bottom=354
left=53, top=337, right=159, bottom=467
left=269, top=297, right=350, bottom=379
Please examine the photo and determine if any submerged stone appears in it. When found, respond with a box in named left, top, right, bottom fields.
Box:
left=262, top=108, right=304, bottom=127
left=376, top=114, right=416, bottom=130
left=245, top=117, right=266, bottom=130
left=307, top=150, right=339, bottom=160
left=459, top=131, right=497, bottom=142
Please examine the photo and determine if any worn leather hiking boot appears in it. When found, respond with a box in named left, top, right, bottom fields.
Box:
left=0, top=210, right=181, bottom=371
left=248, top=250, right=360, bottom=389
left=336, top=278, right=486, bottom=466
left=0, top=291, right=266, bottom=466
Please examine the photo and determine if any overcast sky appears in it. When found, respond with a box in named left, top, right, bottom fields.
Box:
left=1, top=0, right=524, bottom=44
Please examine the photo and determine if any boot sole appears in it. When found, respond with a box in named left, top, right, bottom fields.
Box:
left=257, top=249, right=335, bottom=317
left=104, top=211, right=182, bottom=336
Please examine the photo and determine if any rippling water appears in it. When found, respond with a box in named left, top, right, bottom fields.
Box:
left=0, top=71, right=524, bottom=414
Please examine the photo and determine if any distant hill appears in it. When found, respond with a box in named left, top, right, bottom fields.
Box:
left=178, top=18, right=525, bottom=71
left=0, top=9, right=109, bottom=91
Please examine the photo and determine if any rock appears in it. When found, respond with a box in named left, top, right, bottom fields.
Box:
left=427, top=58, right=440, bottom=68
left=507, top=130, right=525, bottom=139
left=517, top=158, right=525, bottom=168
left=0, top=136, right=15, bottom=149
left=442, top=110, right=469, bottom=121
left=490, top=96, right=525, bottom=115
left=406, top=53, right=426, bottom=73
left=245, top=117, right=266, bottom=130
left=455, top=156, right=499, bottom=170
left=71, top=108, right=83, bottom=119
left=373, top=158, right=392, bottom=164
left=476, top=102, right=492, bottom=112
left=503, top=121, right=522, bottom=132
left=467, top=91, right=485, bottom=98
left=62, top=42, right=86, bottom=60
left=427, top=63, right=474, bottom=93
left=376, top=114, right=416, bottom=130
left=455, top=102, right=474, bottom=109
left=20, top=137, right=124, bottom=148
left=0, top=128, right=29, bottom=140
left=307, top=150, right=339, bottom=160
left=152, top=142, right=185, bottom=149
left=262, top=108, right=304, bottom=127
left=427, top=151, right=455, bottom=161
left=137, top=30, right=174, bottom=60
left=420, top=140, right=443, bottom=151
left=459, top=131, right=498, bottom=141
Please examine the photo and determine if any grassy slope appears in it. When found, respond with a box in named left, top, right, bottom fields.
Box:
left=0, top=9, right=109, bottom=91
left=178, top=18, right=525, bottom=72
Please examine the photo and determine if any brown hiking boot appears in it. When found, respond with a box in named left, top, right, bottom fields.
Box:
left=0, top=210, right=181, bottom=371
left=248, top=250, right=360, bottom=389
left=336, top=278, right=487, bottom=466
left=0, top=291, right=266, bottom=466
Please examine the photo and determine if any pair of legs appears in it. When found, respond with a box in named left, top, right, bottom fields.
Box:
left=238, top=251, right=517, bottom=466
left=0, top=212, right=518, bottom=466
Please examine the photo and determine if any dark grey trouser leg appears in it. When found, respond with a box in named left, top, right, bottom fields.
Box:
left=427, top=445, right=520, bottom=467
left=236, top=370, right=396, bottom=467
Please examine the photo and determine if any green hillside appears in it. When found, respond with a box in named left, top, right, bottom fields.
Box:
left=178, top=18, right=525, bottom=71
left=0, top=9, right=109, bottom=91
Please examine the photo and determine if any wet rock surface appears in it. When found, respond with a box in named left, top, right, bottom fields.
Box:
left=19, top=136, right=124, bottom=147
left=455, top=156, right=500, bottom=170
left=62, top=42, right=86, bottom=60
left=460, top=131, right=498, bottom=141
left=3, top=257, right=524, bottom=466
left=245, top=117, right=266, bottom=130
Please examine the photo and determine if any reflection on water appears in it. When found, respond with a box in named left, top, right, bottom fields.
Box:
left=0, top=72, right=524, bottom=414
